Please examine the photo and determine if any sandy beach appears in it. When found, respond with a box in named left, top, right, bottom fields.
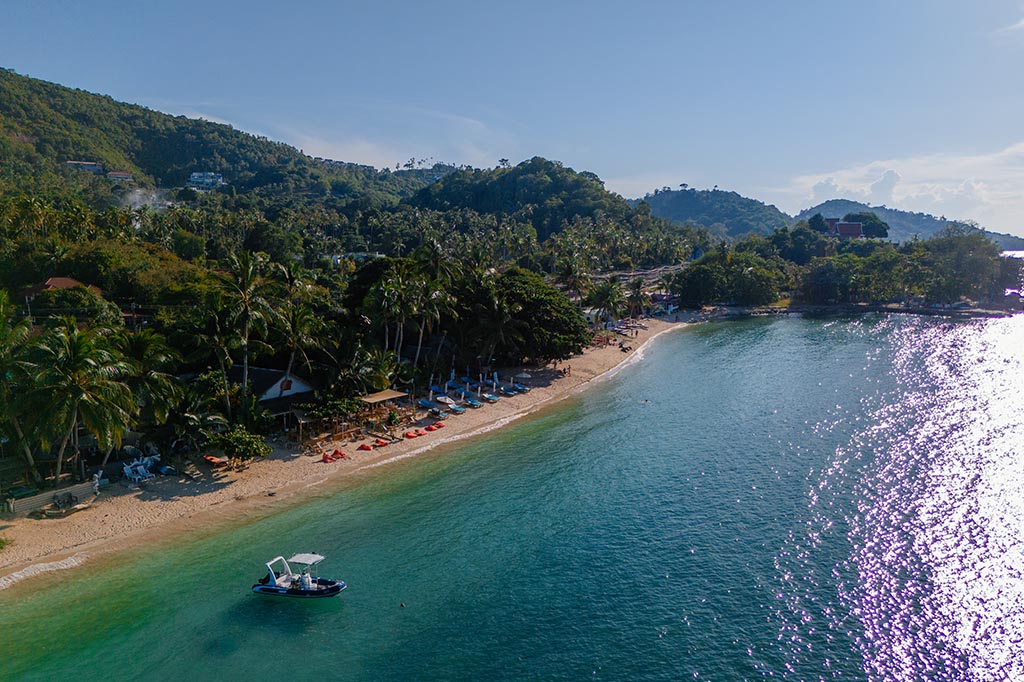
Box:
left=0, top=317, right=689, bottom=587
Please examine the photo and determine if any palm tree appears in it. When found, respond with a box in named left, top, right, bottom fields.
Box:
left=188, top=295, right=238, bottom=421
left=626, top=278, right=651, bottom=318
left=213, top=251, right=279, bottom=419
left=555, top=256, right=592, bottom=303
left=473, top=287, right=526, bottom=367
left=28, top=319, right=136, bottom=486
left=108, top=330, right=183, bottom=467
left=659, top=272, right=675, bottom=295
left=166, top=386, right=228, bottom=456
left=413, top=239, right=460, bottom=286
left=115, top=329, right=182, bottom=427
left=589, top=278, right=626, bottom=326
left=368, top=276, right=401, bottom=352
left=348, top=346, right=398, bottom=393
left=0, top=292, right=43, bottom=483
left=278, top=304, right=323, bottom=381
left=412, top=281, right=453, bottom=368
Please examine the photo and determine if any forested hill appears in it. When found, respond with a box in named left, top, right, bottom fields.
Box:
left=798, top=199, right=1024, bottom=249
left=0, top=68, right=444, bottom=206
left=638, top=187, right=791, bottom=238
left=404, top=157, right=641, bottom=242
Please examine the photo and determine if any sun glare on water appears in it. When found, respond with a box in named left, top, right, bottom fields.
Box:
left=832, top=317, right=1024, bottom=680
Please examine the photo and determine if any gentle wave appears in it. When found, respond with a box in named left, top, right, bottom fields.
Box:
left=0, top=553, right=87, bottom=591
left=362, top=413, right=527, bottom=468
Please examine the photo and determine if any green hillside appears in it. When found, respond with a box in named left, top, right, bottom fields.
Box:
left=405, top=157, right=637, bottom=242
left=639, top=187, right=791, bottom=238
left=797, top=199, right=1024, bottom=250
left=0, top=67, right=443, bottom=206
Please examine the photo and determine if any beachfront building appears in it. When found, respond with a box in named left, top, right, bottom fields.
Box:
left=228, top=366, right=315, bottom=403
left=227, top=366, right=317, bottom=433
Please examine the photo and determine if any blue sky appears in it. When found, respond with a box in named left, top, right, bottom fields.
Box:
left=4, top=1, right=1024, bottom=234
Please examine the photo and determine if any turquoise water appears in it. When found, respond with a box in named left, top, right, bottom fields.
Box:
left=3, top=315, right=1023, bottom=681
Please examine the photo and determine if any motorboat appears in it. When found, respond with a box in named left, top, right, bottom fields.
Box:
left=252, top=553, right=346, bottom=598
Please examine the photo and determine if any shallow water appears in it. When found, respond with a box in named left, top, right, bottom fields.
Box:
left=2, top=315, right=1022, bottom=681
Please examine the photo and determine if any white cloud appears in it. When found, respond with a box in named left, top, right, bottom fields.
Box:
left=177, top=110, right=235, bottom=126
left=279, top=130, right=404, bottom=169
left=271, top=106, right=516, bottom=171
left=995, top=17, right=1024, bottom=33
left=774, top=142, right=1024, bottom=235
left=603, top=171, right=688, bottom=199
left=868, top=169, right=901, bottom=205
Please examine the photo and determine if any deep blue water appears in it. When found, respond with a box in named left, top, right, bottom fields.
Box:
left=2, top=314, right=1023, bottom=681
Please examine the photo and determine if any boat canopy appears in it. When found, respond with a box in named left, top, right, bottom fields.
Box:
left=287, top=553, right=325, bottom=565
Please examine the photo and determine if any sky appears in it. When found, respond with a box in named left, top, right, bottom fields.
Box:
left=3, top=0, right=1024, bottom=235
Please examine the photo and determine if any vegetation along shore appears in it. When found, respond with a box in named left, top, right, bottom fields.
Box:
left=1, top=68, right=1022, bottom=587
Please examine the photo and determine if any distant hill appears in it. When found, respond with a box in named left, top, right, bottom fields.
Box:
left=638, top=188, right=791, bottom=238
left=797, top=199, right=1024, bottom=250
left=405, top=157, right=638, bottom=241
left=0, top=67, right=444, bottom=206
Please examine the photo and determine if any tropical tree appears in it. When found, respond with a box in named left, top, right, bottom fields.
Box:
left=473, top=285, right=526, bottom=366
left=554, top=255, right=592, bottom=303
left=626, top=278, right=651, bottom=317
left=166, top=382, right=228, bottom=456
left=28, top=319, right=136, bottom=485
left=412, top=280, right=452, bottom=367
left=588, top=278, right=626, bottom=325
left=212, top=251, right=279, bottom=418
left=277, top=304, right=324, bottom=381
left=493, top=268, right=590, bottom=362
left=185, top=293, right=238, bottom=421
left=347, top=346, right=398, bottom=393
left=0, top=292, right=42, bottom=483
left=114, top=329, right=182, bottom=427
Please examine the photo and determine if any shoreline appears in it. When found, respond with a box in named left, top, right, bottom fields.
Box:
left=0, top=317, right=690, bottom=590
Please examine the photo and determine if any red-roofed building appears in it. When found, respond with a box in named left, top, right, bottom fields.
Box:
left=826, top=220, right=864, bottom=239
left=835, top=221, right=864, bottom=238
left=22, top=277, right=103, bottom=299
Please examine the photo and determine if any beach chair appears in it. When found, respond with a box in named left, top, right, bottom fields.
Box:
left=123, top=463, right=144, bottom=485
left=131, top=461, right=156, bottom=480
